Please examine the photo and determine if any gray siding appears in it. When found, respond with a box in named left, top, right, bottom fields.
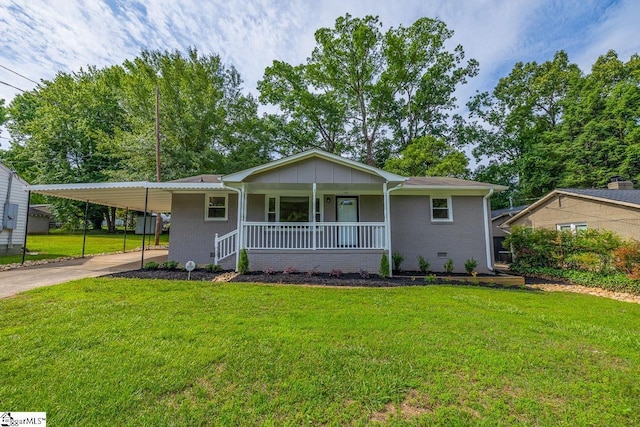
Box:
left=360, top=195, right=384, bottom=222
left=246, top=194, right=264, bottom=221
left=248, top=158, right=384, bottom=184
left=390, top=195, right=490, bottom=273
left=169, top=193, right=238, bottom=265
left=0, top=166, right=28, bottom=254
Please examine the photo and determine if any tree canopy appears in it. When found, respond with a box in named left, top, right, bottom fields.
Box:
left=259, top=14, right=478, bottom=166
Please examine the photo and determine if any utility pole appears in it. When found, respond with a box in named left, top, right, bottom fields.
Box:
left=154, top=86, right=162, bottom=246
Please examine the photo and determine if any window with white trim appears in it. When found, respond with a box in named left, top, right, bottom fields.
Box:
left=205, top=194, right=228, bottom=220
left=431, top=196, right=452, bottom=222
left=265, top=195, right=315, bottom=222
left=557, top=223, right=587, bottom=233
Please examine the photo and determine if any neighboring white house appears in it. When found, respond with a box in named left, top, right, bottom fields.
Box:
left=0, top=162, right=29, bottom=255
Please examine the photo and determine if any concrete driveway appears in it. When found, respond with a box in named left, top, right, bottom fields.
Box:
left=0, top=250, right=168, bottom=298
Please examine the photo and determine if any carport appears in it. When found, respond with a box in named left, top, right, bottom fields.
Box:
left=25, top=180, right=224, bottom=267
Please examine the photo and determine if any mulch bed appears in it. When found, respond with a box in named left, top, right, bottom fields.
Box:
left=109, top=269, right=525, bottom=290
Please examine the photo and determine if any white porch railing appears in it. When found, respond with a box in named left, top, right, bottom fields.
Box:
left=242, top=222, right=386, bottom=250
left=214, top=229, right=238, bottom=264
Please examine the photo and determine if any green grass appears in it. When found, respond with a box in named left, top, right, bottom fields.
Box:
left=0, top=231, right=169, bottom=265
left=1, top=280, right=639, bottom=425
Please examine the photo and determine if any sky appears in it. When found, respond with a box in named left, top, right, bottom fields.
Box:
left=0, top=0, right=638, bottom=149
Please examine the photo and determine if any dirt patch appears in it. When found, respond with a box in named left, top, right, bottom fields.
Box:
left=370, top=389, right=432, bottom=423
left=527, top=283, right=640, bottom=304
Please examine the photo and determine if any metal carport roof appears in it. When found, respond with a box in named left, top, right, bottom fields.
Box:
left=26, top=181, right=225, bottom=212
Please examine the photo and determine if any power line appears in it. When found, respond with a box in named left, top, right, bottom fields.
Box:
left=0, top=79, right=26, bottom=92
left=0, top=64, right=40, bottom=85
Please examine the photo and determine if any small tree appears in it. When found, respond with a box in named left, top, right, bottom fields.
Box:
left=444, top=259, right=454, bottom=274
left=379, top=253, right=390, bottom=278
left=464, top=258, right=478, bottom=274
left=417, top=255, right=430, bottom=273
left=238, top=248, right=250, bottom=274
left=392, top=252, right=404, bottom=272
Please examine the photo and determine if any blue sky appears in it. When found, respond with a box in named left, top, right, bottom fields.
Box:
left=0, top=0, right=638, bottom=148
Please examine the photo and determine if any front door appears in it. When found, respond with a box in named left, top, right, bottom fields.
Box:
left=337, top=196, right=358, bottom=246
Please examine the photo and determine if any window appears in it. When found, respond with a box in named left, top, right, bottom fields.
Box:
left=205, top=194, right=227, bottom=220
left=265, top=196, right=312, bottom=222
left=557, top=223, right=587, bottom=233
left=267, top=197, right=276, bottom=222
left=315, top=198, right=321, bottom=222
left=431, top=196, right=452, bottom=222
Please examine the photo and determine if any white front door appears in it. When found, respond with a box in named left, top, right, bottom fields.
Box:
left=337, top=197, right=358, bottom=246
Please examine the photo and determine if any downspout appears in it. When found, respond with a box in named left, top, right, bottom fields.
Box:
left=4, top=170, right=13, bottom=247
left=384, top=183, right=403, bottom=278
left=483, top=188, right=494, bottom=272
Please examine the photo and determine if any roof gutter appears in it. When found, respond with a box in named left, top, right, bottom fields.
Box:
left=483, top=188, right=494, bottom=272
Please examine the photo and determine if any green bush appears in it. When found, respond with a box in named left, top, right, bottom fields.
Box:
left=464, top=258, right=478, bottom=275
left=506, top=226, right=624, bottom=272
left=417, top=255, right=430, bottom=273
left=444, top=259, right=454, bottom=274
left=238, top=248, right=249, bottom=274
left=161, top=260, right=179, bottom=270
left=511, top=265, right=640, bottom=294
left=424, top=274, right=437, bottom=284
left=144, top=261, right=159, bottom=270
left=392, top=252, right=404, bottom=272
left=379, top=253, right=390, bottom=278
left=206, top=264, right=223, bottom=273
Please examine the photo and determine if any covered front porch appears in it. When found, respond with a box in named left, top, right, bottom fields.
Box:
left=213, top=181, right=392, bottom=270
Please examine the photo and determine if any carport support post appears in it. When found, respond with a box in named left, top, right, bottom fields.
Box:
left=21, top=190, right=31, bottom=264
left=82, top=200, right=89, bottom=258
left=123, top=208, right=129, bottom=253
left=140, top=188, right=149, bottom=269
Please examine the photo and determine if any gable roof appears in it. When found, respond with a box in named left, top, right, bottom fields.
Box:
left=503, top=188, right=640, bottom=226
left=491, top=205, right=529, bottom=221
left=221, top=149, right=407, bottom=183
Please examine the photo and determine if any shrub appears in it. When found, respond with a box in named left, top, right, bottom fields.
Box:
left=329, top=269, right=342, bottom=277
left=306, top=267, right=318, bottom=277
left=161, top=260, right=179, bottom=270
left=464, top=258, right=478, bottom=275
left=263, top=267, right=275, bottom=275
left=444, top=259, right=454, bottom=274
left=613, top=241, right=640, bottom=277
left=392, top=252, right=404, bottom=272
left=359, top=270, right=370, bottom=279
left=282, top=266, right=297, bottom=275
left=379, top=253, right=390, bottom=278
left=424, top=274, right=437, bottom=283
left=417, top=255, right=430, bottom=273
left=144, top=261, right=159, bottom=270
left=206, top=264, right=223, bottom=273
left=238, top=248, right=249, bottom=274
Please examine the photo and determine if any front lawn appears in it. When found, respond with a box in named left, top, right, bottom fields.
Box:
left=0, top=230, right=169, bottom=265
left=1, top=280, right=639, bottom=425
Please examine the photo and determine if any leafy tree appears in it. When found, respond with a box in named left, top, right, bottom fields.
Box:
left=116, top=48, right=270, bottom=181
left=384, top=135, right=468, bottom=177
left=259, top=14, right=477, bottom=166
left=467, top=51, right=583, bottom=201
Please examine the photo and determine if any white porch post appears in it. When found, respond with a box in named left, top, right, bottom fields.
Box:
left=312, top=182, right=317, bottom=250
left=235, top=184, right=244, bottom=271
left=383, top=182, right=393, bottom=277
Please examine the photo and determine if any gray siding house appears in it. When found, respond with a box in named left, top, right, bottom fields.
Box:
left=28, top=150, right=506, bottom=274
left=168, top=150, right=505, bottom=274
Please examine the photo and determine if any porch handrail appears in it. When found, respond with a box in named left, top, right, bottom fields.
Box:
left=243, top=221, right=386, bottom=250
left=214, top=229, right=238, bottom=265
